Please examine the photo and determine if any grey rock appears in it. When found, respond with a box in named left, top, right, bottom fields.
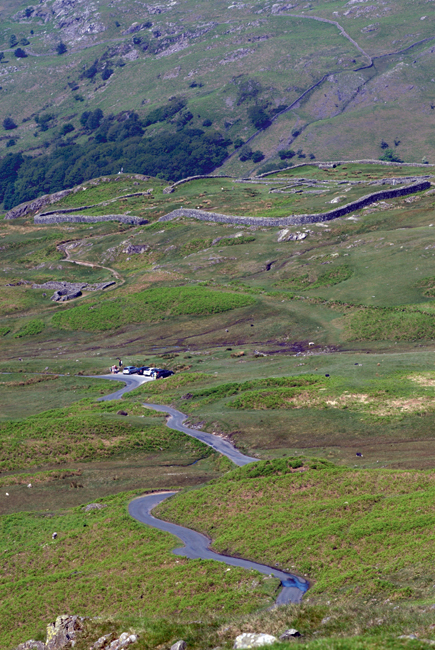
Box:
left=82, top=503, right=108, bottom=512
left=46, top=615, right=84, bottom=649
left=15, top=642, right=47, bottom=650
left=279, top=629, right=301, bottom=640
left=171, top=641, right=186, bottom=650
left=123, top=244, right=150, bottom=255
left=233, top=634, right=278, bottom=649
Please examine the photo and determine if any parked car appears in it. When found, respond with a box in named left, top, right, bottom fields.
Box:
left=153, top=369, right=174, bottom=379
left=122, top=366, right=139, bottom=375
left=137, top=366, right=155, bottom=376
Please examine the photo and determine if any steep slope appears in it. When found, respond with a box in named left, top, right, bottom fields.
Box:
left=1, top=0, right=435, bottom=190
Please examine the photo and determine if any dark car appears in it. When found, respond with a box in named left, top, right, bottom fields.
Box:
left=153, top=369, right=174, bottom=379
left=136, top=366, right=151, bottom=376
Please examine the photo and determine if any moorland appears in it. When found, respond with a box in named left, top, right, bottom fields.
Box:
left=2, top=161, right=435, bottom=649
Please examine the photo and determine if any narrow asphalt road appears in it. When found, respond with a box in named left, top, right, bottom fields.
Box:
left=94, top=374, right=310, bottom=603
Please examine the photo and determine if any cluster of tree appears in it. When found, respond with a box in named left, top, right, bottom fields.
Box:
left=0, top=127, right=232, bottom=210
left=379, top=138, right=402, bottom=162
left=143, top=98, right=186, bottom=127
left=238, top=145, right=264, bottom=163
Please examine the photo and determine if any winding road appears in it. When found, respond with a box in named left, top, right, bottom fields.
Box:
left=96, top=374, right=310, bottom=603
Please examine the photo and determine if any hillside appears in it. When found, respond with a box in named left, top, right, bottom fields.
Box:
left=2, top=0, right=435, bottom=202
left=3, top=163, right=435, bottom=649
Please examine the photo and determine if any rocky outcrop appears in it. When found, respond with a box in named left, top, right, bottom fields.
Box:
left=32, top=281, right=116, bottom=301
left=123, top=244, right=150, bottom=254
left=158, top=180, right=430, bottom=227
left=34, top=214, right=148, bottom=225
left=14, top=616, right=138, bottom=650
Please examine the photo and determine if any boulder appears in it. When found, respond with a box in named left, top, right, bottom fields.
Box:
left=233, top=634, right=278, bottom=649
left=279, top=629, right=301, bottom=640
left=82, top=503, right=108, bottom=512
left=15, top=642, right=46, bottom=650
left=46, top=615, right=84, bottom=649
left=171, top=641, right=186, bottom=650
left=108, top=633, right=138, bottom=649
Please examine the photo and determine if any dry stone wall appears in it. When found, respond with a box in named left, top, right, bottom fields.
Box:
left=158, top=181, right=430, bottom=227
left=34, top=214, right=148, bottom=225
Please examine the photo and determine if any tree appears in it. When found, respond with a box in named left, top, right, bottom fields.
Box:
left=252, top=150, right=264, bottom=163
left=239, top=146, right=253, bottom=162
left=56, top=42, right=67, bottom=55
left=9, top=34, right=18, bottom=48
left=380, top=139, right=389, bottom=149
left=20, top=38, right=30, bottom=46
left=101, top=68, right=113, bottom=81
left=202, top=119, right=212, bottom=127
left=6, top=139, right=16, bottom=148
left=14, top=48, right=27, bottom=58
left=247, top=106, right=270, bottom=130
left=379, top=148, right=402, bottom=163
left=0, top=52, right=4, bottom=63
left=60, top=123, right=75, bottom=136
left=3, top=117, right=17, bottom=130
left=278, top=149, right=295, bottom=160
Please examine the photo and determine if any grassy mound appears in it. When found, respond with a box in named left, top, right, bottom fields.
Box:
left=347, top=307, right=435, bottom=341
left=52, top=287, right=255, bottom=332
left=0, top=491, right=278, bottom=649
left=0, top=399, right=209, bottom=472
left=158, top=459, right=435, bottom=600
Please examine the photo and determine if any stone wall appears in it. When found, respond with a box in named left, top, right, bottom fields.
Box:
left=257, top=159, right=435, bottom=179
left=34, top=214, right=148, bottom=225
left=163, top=174, right=233, bottom=194
left=5, top=189, right=75, bottom=220
left=158, top=180, right=431, bottom=227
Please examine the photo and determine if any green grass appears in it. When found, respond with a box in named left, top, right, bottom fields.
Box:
left=0, top=398, right=210, bottom=472
left=158, top=459, right=435, bottom=600
left=13, top=319, right=45, bottom=338
left=0, top=491, right=278, bottom=650
left=52, top=286, right=256, bottom=332
left=346, top=307, right=435, bottom=341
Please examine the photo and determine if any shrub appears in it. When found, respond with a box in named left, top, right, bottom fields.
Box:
left=380, top=148, right=402, bottom=162
left=247, top=106, right=270, bottom=129
left=380, top=139, right=389, bottom=149
left=60, top=123, right=74, bottom=136
left=82, top=61, right=98, bottom=79
left=251, top=150, right=264, bottom=163
left=202, top=118, right=212, bottom=127
left=239, top=145, right=253, bottom=162
left=101, top=68, right=113, bottom=80
left=56, top=42, right=67, bottom=55
left=278, top=149, right=295, bottom=160
left=9, top=35, right=18, bottom=48
left=14, top=48, right=27, bottom=58
left=233, top=138, right=244, bottom=149
left=0, top=52, right=4, bottom=62
left=6, top=139, right=16, bottom=147
left=14, top=320, right=45, bottom=338
left=3, top=117, right=17, bottom=130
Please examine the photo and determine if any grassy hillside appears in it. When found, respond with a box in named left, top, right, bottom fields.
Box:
left=2, top=0, right=435, bottom=192
left=3, top=165, right=435, bottom=648
left=158, top=459, right=435, bottom=600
